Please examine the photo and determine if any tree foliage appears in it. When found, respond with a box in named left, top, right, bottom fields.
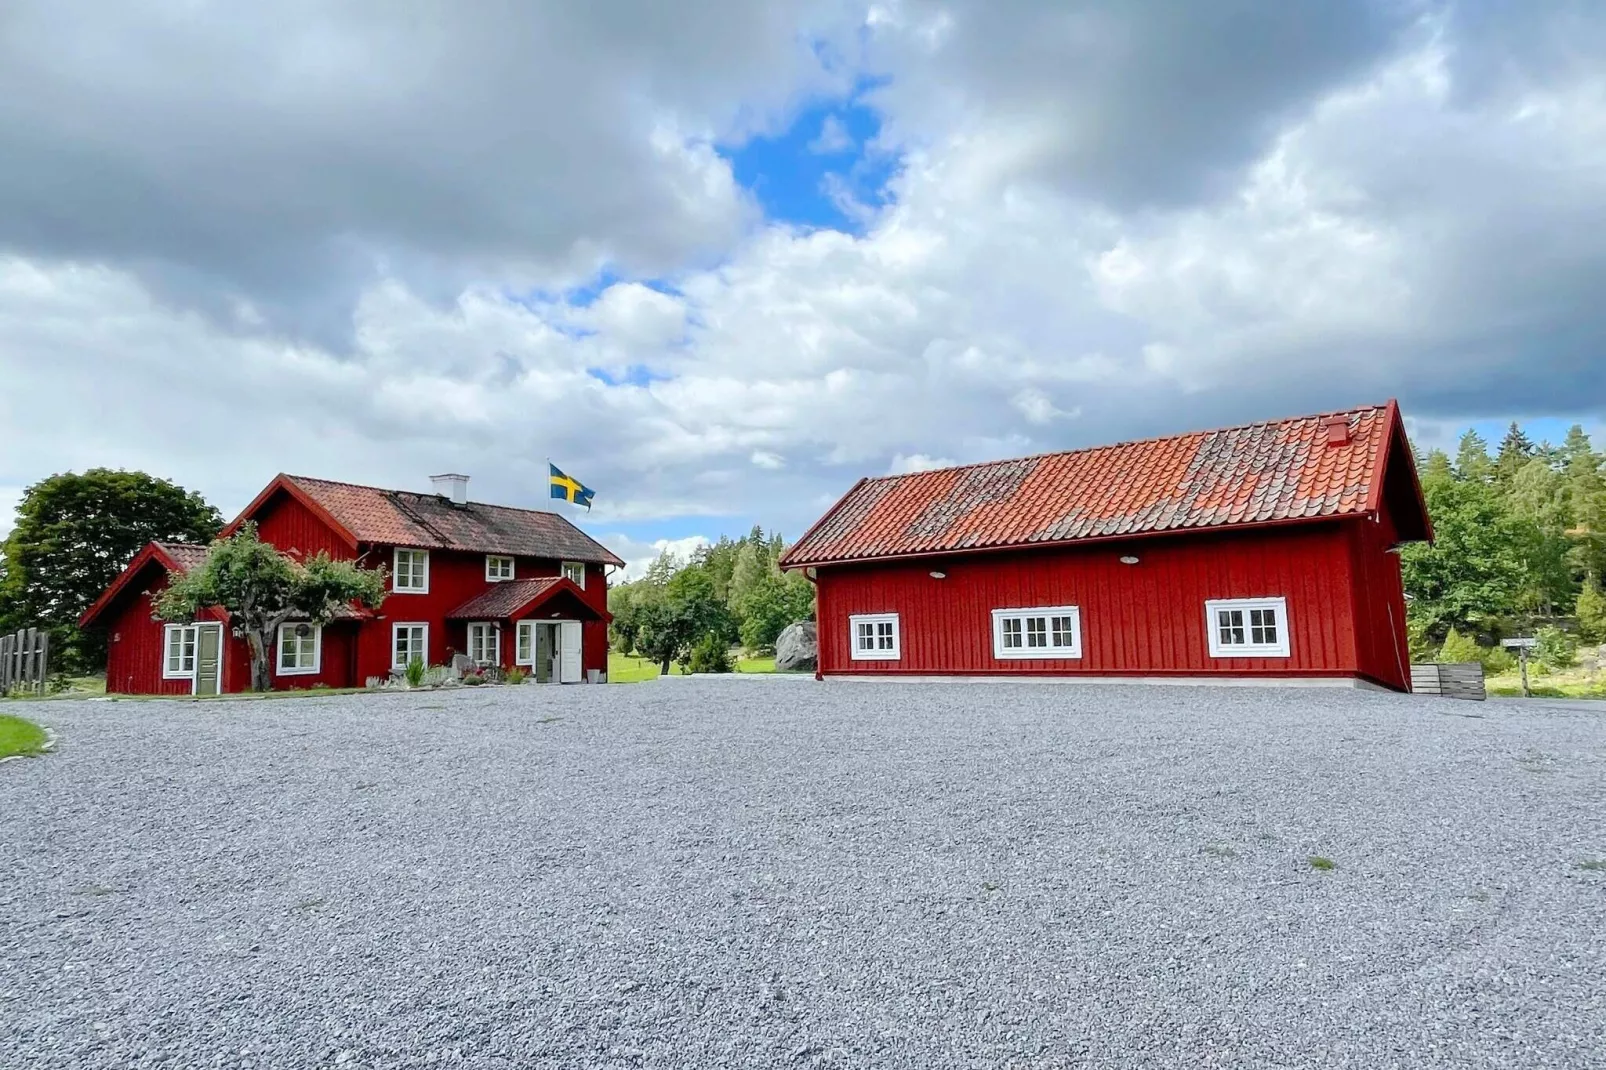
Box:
left=154, top=523, right=387, bottom=691
left=0, top=469, right=223, bottom=672
left=608, top=526, right=815, bottom=670
left=1405, top=422, right=1606, bottom=655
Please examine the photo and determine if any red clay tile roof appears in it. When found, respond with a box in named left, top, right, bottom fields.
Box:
left=445, top=577, right=603, bottom=621
left=154, top=542, right=211, bottom=572
left=781, top=402, right=1422, bottom=569
left=278, top=476, right=625, bottom=566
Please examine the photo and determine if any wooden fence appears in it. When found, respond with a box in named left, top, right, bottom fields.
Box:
left=0, top=627, right=51, bottom=696
left=1409, top=662, right=1486, bottom=701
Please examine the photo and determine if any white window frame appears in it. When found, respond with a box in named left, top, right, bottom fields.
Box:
left=515, top=621, right=535, bottom=666
left=991, top=605, right=1082, bottom=660
left=163, top=624, right=198, bottom=679
left=485, top=555, right=515, bottom=582
left=275, top=623, right=323, bottom=676
left=1205, top=597, right=1291, bottom=658
left=466, top=622, right=500, bottom=667
left=561, top=560, right=586, bottom=589
left=392, top=622, right=429, bottom=669
left=392, top=548, right=430, bottom=594
left=849, top=613, right=901, bottom=661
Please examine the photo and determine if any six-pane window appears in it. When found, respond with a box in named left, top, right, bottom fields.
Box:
left=467, top=622, right=499, bottom=666
left=486, top=555, right=515, bottom=582
left=849, top=613, right=900, bottom=660
left=1205, top=598, right=1290, bottom=658
left=393, top=623, right=428, bottom=669
left=393, top=549, right=429, bottom=593
left=163, top=625, right=197, bottom=678
left=276, top=624, right=320, bottom=675
left=992, top=606, right=1081, bottom=659
left=562, top=560, right=586, bottom=589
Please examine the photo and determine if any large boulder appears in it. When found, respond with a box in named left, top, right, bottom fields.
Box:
left=775, top=620, right=818, bottom=672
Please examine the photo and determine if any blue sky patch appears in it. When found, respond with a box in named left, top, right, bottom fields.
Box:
left=722, top=79, right=896, bottom=232
left=586, top=364, right=671, bottom=388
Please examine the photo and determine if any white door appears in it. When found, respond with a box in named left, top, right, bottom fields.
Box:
left=558, top=621, right=583, bottom=683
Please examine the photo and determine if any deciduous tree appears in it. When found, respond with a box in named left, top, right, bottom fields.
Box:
left=155, top=524, right=386, bottom=692
left=0, top=469, right=222, bottom=672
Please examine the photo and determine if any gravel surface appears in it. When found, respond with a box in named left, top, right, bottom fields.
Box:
left=3, top=681, right=1604, bottom=1069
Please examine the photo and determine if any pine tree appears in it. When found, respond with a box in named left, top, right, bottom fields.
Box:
left=1455, top=430, right=1493, bottom=482
left=1576, top=576, right=1606, bottom=644
left=1420, top=448, right=1454, bottom=482
left=1494, top=422, right=1535, bottom=483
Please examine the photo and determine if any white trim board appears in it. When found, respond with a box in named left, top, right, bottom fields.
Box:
left=821, top=674, right=1391, bottom=691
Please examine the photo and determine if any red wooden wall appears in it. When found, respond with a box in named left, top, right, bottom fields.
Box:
left=814, top=521, right=1397, bottom=684
left=1347, top=514, right=1412, bottom=691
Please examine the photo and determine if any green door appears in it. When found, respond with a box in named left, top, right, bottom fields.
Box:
left=194, top=624, right=222, bottom=696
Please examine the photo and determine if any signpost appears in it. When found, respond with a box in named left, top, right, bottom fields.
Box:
left=1502, top=637, right=1538, bottom=698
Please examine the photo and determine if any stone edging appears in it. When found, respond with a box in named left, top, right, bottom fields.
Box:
left=0, top=725, right=57, bottom=765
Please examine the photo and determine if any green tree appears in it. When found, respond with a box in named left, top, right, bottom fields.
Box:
left=0, top=469, right=223, bottom=672
left=1494, top=422, right=1536, bottom=483
left=633, top=561, right=735, bottom=674
left=1419, top=448, right=1454, bottom=482
left=1436, top=627, right=1482, bottom=664
left=154, top=523, right=386, bottom=691
left=1401, top=466, right=1525, bottom=637
left=728, top=541, right=767, bottom=615
left=1455, top=430, right=1494, bottom=482
left=1576, top=575, right=1606, bottom=644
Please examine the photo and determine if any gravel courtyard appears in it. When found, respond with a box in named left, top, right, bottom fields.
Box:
left=3, top=681, right=1603, bottom=1069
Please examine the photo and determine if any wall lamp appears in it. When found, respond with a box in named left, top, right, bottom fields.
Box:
left=1119, top=555, right=1140, bottom=565
left=929, top=570, right=947, bottom=579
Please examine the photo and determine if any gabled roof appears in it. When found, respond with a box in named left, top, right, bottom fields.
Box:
left=445, top=577, right=605, bottom=622
left=227, top=475, right=625, bottom=566
left=780, top=401, right=1430, bottom=570
left=78, top=542, right=211, bottom=628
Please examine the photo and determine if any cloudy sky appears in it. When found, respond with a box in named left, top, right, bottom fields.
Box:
left=2, top=0, right=1603, bottom=574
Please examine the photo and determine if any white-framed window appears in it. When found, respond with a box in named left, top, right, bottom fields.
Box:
left=515, top=621, right=535, bottom=666
left=991, top=605, right=1082, bottom=659
left=1205, top=597, right=1291, bottom=658
left=276, top=623, right=322, bottom=676
left=392, top=622, right=428, bottom=669
left=467, top=622, right=500, bottom=666
left=163, top=624, right=198, bottom=679
left=486, top=555, right=515, bottom=582
left=392, top=548, right=430, bottom=593
left=561, top=560, right=586, bottom=589
left=849, top=613, right=901, bottom=661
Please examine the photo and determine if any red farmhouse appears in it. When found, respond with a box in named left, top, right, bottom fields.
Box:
left=79, top=474, right=624, bottom=695
left=780, top=402, right=1431, bottom=691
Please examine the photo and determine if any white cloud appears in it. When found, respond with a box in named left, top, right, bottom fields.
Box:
left=888, top=453, right=957, bottom=475
left=599, top=534, right=713, bottom=580
left=1, top=1, right=1604, bottom=555
left=808, top=114, right=855, bottom=155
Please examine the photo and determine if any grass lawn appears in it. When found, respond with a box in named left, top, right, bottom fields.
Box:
left=0, top=714, right=50, bottom=758
left=608, top=652, right=789, bottom=682
left=1488, top=668, right=1606, bottom=699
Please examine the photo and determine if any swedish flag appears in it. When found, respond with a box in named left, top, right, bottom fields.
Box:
left=549, top=463, right=595, bottom=510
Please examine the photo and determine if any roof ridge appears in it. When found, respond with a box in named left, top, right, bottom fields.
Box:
left=286, top=473, right=577, bottom=523
left=860, top=402, right=1389, bottom=486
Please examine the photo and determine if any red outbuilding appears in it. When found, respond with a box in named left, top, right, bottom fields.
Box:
left=780, top=401, right=1431, bottom=691
left=79, top=473, right=623, bottom=695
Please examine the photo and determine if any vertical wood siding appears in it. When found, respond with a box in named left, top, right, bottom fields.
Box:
left=1348, top=513, right=1412, bottom=691
left=816, top=522, right=1378, bottom=682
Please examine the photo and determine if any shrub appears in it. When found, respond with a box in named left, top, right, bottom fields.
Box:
left=461, top=672, right=485, bottom=686
left=1577, top=578, right=1606, bottom=645
left=687, top=633, right=733, bottom=674
left=505, top=666, right=526, bottom=685
left=404, top=657, right=427, bottom=688
left=1436, top=628, right=1482, bottom=664
left=1480, top=646, right=1516, bottom=675
left=1535, top=626, right=1577, bottom=670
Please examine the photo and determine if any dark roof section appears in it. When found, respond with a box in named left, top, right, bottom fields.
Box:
left=78, top=542, right=211, bottom=628
left=445, top=577, right=605, bottom=622
left=780, top=400, right=1430, bottom=569
left=256, top=475, right=624, bottom=566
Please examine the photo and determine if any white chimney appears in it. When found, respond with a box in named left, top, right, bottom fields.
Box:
left=430, top=473, right=470, bottom=506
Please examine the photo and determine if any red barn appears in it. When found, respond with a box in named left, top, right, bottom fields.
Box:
left=79, top=473, right=623, bottom=695
left=780, top=401, right=1431, bottom=691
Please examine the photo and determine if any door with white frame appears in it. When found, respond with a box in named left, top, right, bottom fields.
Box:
left=516, top=619, right=583, bottom=683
